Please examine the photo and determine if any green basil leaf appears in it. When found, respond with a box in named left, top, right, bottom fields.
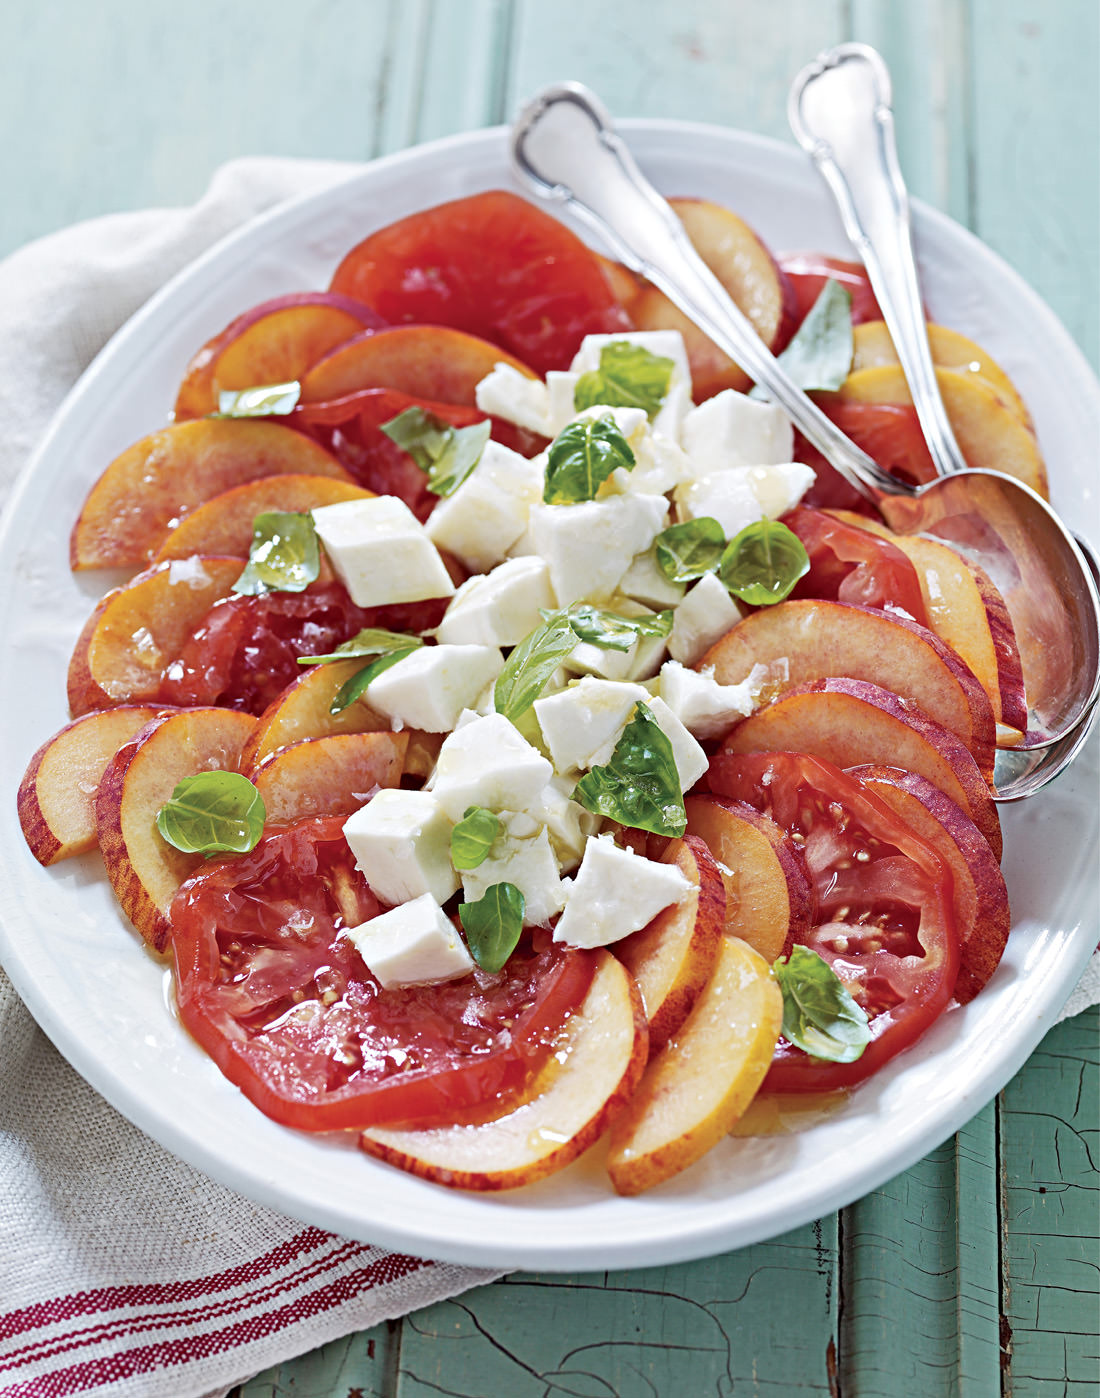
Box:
left=216, top=381, right=301, bottom=417
left=573, top=341, right=675, bottom=420
left=573, top=702, right=687, bottom=837
left=329, top=646, right=420, bottom=714
left=773, top=945, right=871, bottom=1063
left=451, top=806, right=503, bottom=871
left=565, top=604, right=674, bottom=652
left=380, top=407, right=490, bottom=497
left=493, top=612, right=578, bottom=721
left=232, top=512, right=320, bottom=596
left=459, top=882, right=525, bottom=973
left=543, top=412, right=635, bottom=505
left=298, top=628, right=424, bottom=666
left=655, top=517, right=726, bottom=582
left=155, top=771, right=265, bottom=857
left=750, top=279, right=853, bottom=399
left=718, top=519, right=809, bottom=606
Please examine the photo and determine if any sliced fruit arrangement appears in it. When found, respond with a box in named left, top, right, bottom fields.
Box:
left=20, top=184, right=1048, bottom=1201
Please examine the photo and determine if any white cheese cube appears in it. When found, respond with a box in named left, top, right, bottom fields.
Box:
left=681, top=389, right=794, bottom=472
left=563, top=600, right=668, bottom=684
left=461, top=822, right=566, bottom=928
left=553, top=834, right=692, bottom=949
left=619, top=549, right=687, bottom=610
left=645, top=695, right=709, bottom=792
left=474, top=363, right=552, bottom=436
left=431, top=712, right=554, bottom=821
left=571, top=330, right=693, bottom=441
left=545, top=371, right=581, bottom=436
left=535, top=678, right=650, bottom=773
left=658, top=659, right=761, bottom=740
left=346, top=894, right=474, bottom=988
left=425, top=440, right=544, bottom=573
left=614, top=432, right=691, bottom=498
left=674, top=469, right=763, bottom=539
left=529, top=493, right=669, bottom=605
left=343, top=789, right=458, bottom=906
left=365, top=645, right=504, bottom=732
left=525, top=775, right=602, bottom=871
left=436, top=557, right=555, bottom=647
left=747, top=462, right=816, bottom=518
left=667, top=573, right=744, bottom=666
left=312, top=496, right=454, bottom=607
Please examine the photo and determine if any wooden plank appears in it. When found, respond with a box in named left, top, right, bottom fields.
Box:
left=1000, top=1007, right=1100, bottom=1395
left=506, top=0, right=846, bottom=140
left=849, top=0, right=972, bottom=223
left=968, top=0, right=1100, bottom=369
left=838, top=1103, right=1002, bottom=1395
left=0, top=0, right=399, bottom=259
left=391, top=1221, right=840, bottom=1396
left=238, top=1321, right=398, bottom=1398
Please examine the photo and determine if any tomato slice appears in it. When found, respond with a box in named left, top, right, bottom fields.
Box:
left=783, top=505, right=930, bottom=626
left=707, top=752, right=958, bottom=1091
left=291, top=388, right=541, bottom=522
left=794, top=401, right=937, bottom=514
left=158, top=580, right=446, bottom=715
left=171, top=817, right=596, bottom=1131
left=777, top=253, right=883, bottom=326
left=329, top=191, right=633, bottom=374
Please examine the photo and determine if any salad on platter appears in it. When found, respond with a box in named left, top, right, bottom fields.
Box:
left=18, top=187, right=1045, bottom=1198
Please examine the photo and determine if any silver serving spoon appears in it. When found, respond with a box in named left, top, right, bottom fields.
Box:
left=510, top=81, right=1100, bottom=800
left=788, top=42, right=1099, bottom=799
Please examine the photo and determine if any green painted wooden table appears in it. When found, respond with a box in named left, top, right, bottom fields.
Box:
left=3, top=2, right=1097, bottom=1393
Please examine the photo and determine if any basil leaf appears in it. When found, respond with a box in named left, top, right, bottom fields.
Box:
left=451, top=806, right=503, bottom=871
left=573, top=703, right=687, bottom=837
left=718, top=519, right=809, bottom=606
left=655, top=517, right=726, bottom=582
left=155, top=771, right=265, bottom=857
left=330, top=647, right=420, bottom=714
left=298, top=628, right=424, bottom=666
left=217, top=381, right=301, bottom=417
left=543, top=412, right=635, bottom=505
left=773, top=945, right=871, bottom=1063
left=459, top=882, right=525, bottom=974
left=751, top=279, right=853, bottom=399
left=565, top=604, right=674, bottom=652
left=493, top=612, right=578, bottom=721
left=232, top=512, right=320, bottom=596
left=380, top=407, right=490, bottom=497
left=573, top=341, right=675, bottom=420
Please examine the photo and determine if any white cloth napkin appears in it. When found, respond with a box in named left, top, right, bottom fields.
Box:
left=0, top=157, right=500, bottom=1398
left=0, top=155, right=1096, bottom=1398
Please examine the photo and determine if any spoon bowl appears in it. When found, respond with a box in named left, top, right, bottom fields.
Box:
left=510, top=81, right=1100, bottom=798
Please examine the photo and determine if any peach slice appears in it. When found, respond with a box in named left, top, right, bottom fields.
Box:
left=173, top=292, right=384, bottom=420
left=614, top=835, right=725, bottom=1053
left=250, top=731, right=408, bottom=824
left=825, top=511, right=1027, bottom=732
left=607, top=936, right=783, bottom=1196
left=684, top=795, right=812, bottom=962
left=95, top=708, right=257, bottom=951
left=701, top=598, right=996, bottom=779
left=850, top=765, right=1011, bottom=1003
left=832, top=366, right=1048, bottom=498
left=71, top=419, right=349, bottom=570
left=18, top=706, right=166, bottom=865
left=152, top=475, right=373, bottom=561
left=722, top=677, right=1002, bottom=860
left=67, top=557, right=242, bottom=716
left=299, top=325, right=536, bottom=407
left=628, top=198, right=795, bottom=398
left=359, top=950, right=647, bottom=1191
left=850, top=321, right=1031, bottom=426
